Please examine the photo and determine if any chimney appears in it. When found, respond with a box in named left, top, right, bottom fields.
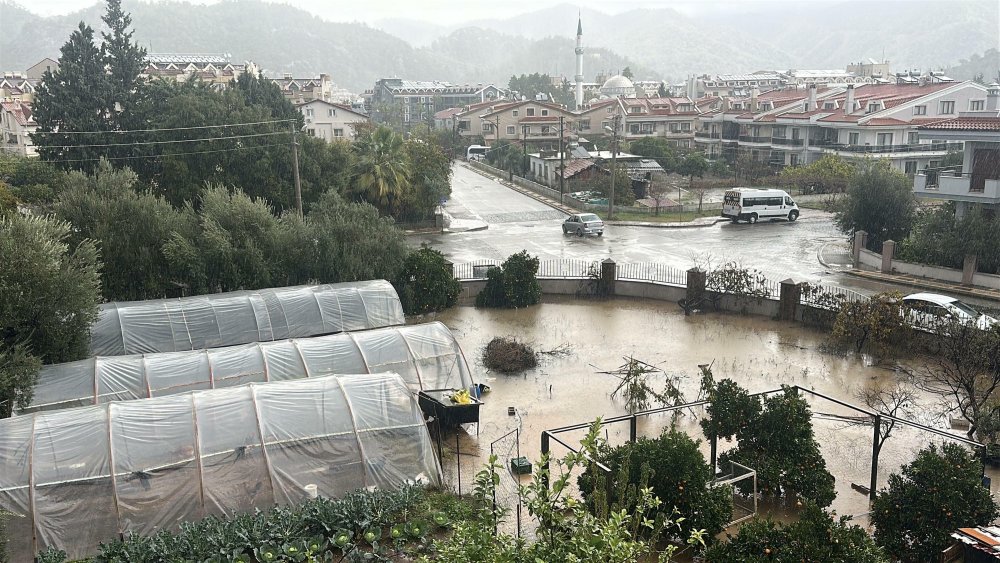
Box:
left=844, top=85, right=855, bottom=114
left=806, top=84, right=817, bottom=111
left=988, top=82, right=1000, bottom=112
left=283, top=72, right=292, bottom=80
left=751, top=86, right=760, bottom=111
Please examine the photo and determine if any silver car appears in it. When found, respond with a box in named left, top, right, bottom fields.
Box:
left=562, top=213, right=604, bottom=237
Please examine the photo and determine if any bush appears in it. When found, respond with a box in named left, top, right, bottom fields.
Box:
left=830, top=292, right=910, bottom=362
left=705, top=502, right=888, bottom=562
left=580, top=428, right=733, bottom=540
left=394, top=247, right=461, bottom=315
left=475, top=250, right=541, bottom=309
left=701, top=381, right=836, bottom=508
left=482, top=336, right=537, bottom=373
left=872, top=442, right=999, bottom=562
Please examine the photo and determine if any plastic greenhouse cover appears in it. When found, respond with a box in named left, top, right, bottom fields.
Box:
left=0, top=373, right=441, bottom=562
left=89, top=280, right=405, bottom=357
left=25, top=322, right=475, bottom=414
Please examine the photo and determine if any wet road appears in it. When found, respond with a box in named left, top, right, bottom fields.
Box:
left=417, top=164, right=854, bottom=288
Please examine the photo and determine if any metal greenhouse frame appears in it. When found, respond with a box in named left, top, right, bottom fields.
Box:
left=0, top=373, right=441, bottom=561
left=89, top=280, right=405, bottom=356
left=25, top=322, right=475, bottom=413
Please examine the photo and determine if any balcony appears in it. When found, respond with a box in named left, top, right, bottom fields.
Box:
left=771, top=137, right=804, bottom=147
left=738, top=135, right=770, bottom=144
left=823, top=141, right=964, bottom=156
left=914, top=169, right=1000, bottom=203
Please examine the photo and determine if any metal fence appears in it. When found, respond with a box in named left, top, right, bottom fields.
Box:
left=615, top=262, right=688, bottom=286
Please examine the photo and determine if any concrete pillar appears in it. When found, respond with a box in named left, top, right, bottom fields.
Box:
left=880, top=240, right=895, bottom=274
left=435, top=206, right=445, bottom=230
left=962, top=255, right=978, bottom=286
left=852, top=230, right=868, bottom=267
left=779, top=278, right=801, bottom=321
left=686, top=267, right=706, bottom=306
left=442, top=258, right=454, bottom=279
left=601, top=258, right=616, bottom=296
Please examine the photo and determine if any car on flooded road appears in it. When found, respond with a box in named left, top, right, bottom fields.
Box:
left=562, top=213, right=604, bottom=237
left=901, top=292, right=998, bottom=332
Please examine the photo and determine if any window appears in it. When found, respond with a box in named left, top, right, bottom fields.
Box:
left=877, top=133, right=893, bottom=146
left=305, top=108, right=314, bottom=117
left=913, top=105, right=926, bottom=115
left=601, top=121, right=609, bottom=130
left=607, top=107, right=614, bottom=113
left=506, top=125, right=515, bottom=135
left=790, top=154, right=799, bottom=166
left=866, top=103, right=879, bottom=113
left=904, top=161, right=918, bottom=175
left=940, top=100, right=955, bottom=114
left=824, top=102, right=835, bottom=109
left=483, top=123, right=493, bottom=132
left=541, top=109, right=548, bottom=116
left=328, top=109, right=335, bottom=117
left=849, top=132, right=860, bottom=145
left=791, top=128, right=800, bottom=140
left=512, top=110, right=519, bottom=117
left=630, top=106, right=641, bottom=114
left=541, top=126, right=550, bottom=134
left=577, top=120, right=590, bottom=131
left=307, top=128, right=316, bottom=136
left=630, top=124, right=640, bottom=134
left=527, top=108, right=535, bottom=117
left=970, top=100, right=985, bottom=111
left=907, top=132, right=919, bottom=144
left=334, top=129, right=344, bottom=137
left=681, top=123, right=690, bottom=131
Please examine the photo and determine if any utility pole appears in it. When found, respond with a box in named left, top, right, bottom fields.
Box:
left=608, top=113, right=619, bottom=220
left=290, top=119, right=303, bottom=216
left=558, top=115, right=565, bottom=204
left=522, top=124, right=528, bottom=177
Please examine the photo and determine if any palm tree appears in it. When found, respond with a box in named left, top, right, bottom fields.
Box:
left=353, top=126, right=411, bottom=216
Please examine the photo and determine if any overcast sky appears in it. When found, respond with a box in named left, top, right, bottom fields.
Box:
left=22, top=0, right=906, bottom=23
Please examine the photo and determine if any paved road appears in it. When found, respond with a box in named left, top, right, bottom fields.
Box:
left=415, top=164, right=996, bottom=306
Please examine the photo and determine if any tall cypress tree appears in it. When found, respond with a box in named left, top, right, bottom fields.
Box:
left=102, top=0, right=148, bottom=134
left=31, top=23, right=111, bottom=172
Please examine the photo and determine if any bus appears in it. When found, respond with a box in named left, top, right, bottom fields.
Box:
left=466, top=145, right=488, bottom=161
left=722, top=188, right=800, bottom=224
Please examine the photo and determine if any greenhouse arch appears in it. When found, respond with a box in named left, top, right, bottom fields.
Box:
left=0, top=373, right=441, bottom=561
left=25, top=322, right=475, bottom=413
left=89, top=280, right=405, bottom=356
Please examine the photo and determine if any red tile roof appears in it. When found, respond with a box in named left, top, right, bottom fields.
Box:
left=919, top=116, right=1000, bottom=131
left=562, top=159, right=595, bottom=179
left=434, top=107, right=464, bottom=119
left=1, top=101, right=34, bottom=127
left=863, top=117, right=909, bottom=126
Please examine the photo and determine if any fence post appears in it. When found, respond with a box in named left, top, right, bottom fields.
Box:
left=852, top=230, right=867, bottom=268
left=869, top=414, right=881, bottom=502
left=685, top=267, right=706, bottom=315
left=778, top=278, right=801, bottom=321
left=880, top=240, right=895, bottom=274
left=443, top=258, right=454, bottom=279
left=541, top=431, right=550, bottom=490
left=962, top=254, right=978, bottom=286
left=629, top=415, right=637, bottom=442
left=601, top=258, right=617, bottom=296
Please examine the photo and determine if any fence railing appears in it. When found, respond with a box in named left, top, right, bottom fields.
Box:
left=615, top=262, right=688, bottom=286
left=536, top=259, right=594, bottom=279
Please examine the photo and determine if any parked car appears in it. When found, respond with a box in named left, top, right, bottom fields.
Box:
left=562, top=213, right=604, bottom=237
left=901, top=293, right=998, bottom=331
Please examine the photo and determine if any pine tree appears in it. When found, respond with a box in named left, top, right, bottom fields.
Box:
left=102, top=0, right=147, bottom=134
left=31, top=23, right=111, bottom=172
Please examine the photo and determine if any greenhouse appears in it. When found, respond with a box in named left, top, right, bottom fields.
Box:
left=0, top=373, right=441, bottom=561
left=24, top=322, right=475, bottom=413
left=89, top=280, right=405, bottom=356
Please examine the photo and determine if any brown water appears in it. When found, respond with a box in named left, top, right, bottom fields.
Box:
left=417, top=295, right=998, bottom=536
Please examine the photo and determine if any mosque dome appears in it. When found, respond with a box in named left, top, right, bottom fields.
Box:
left=600, top=75, right=635, bottom=97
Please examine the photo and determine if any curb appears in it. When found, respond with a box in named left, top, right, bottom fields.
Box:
left=607, top=218, right=727, bottom=229
left=816, top=241, right=852, bottom=270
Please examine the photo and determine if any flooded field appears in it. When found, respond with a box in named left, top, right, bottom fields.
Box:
left=417, top=295, right=998, bottom=532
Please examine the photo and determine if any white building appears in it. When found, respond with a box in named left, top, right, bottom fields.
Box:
left=1, top=101, right=37, bottom=157
left=298, top=99, right=369, bottom=142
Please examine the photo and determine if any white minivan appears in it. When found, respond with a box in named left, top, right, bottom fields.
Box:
left=722, top=188, right=800, bottom=224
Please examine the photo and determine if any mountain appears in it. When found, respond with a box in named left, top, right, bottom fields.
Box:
left=0, top=0, right=650, bottom=93
left=946, top=48, right=1000, bottom=82
left=372, top=18, right=454, bottom=48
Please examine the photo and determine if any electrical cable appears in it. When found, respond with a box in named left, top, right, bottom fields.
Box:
left=31, top=118, right=295, bottom=135
left=37, top=142, right=289, bottom=164
left=36, top=131, right=289, bottom=149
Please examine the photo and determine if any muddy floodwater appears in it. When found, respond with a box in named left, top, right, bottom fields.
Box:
left=415, top=295, right=999, bottom=533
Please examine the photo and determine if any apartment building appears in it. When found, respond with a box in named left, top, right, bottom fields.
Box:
left=1, top=101, right=37, bottom=157
left=143, top=54, right=256, bottom=87
left=273, top=73, right=334, bottom=104
left=618, top=96, right=701, bottom=148
left=912, top=83, right=1000, bottom=218
left=695, top=80, right=987, bottom=172
left=456, top=100, right=576, bottom=148
left=368, top=78, right=509, bottom=129
left=298, top=99, right=369, bottom=142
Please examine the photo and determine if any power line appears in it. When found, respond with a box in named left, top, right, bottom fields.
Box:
left=37, top=142, right=290, bottom=164
left=31, top=119, right=296, bottom=136
left=34, top=131, right=289, bottom=150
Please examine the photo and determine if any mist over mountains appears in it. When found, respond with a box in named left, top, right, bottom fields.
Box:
left=2, top=0, right=996, bottom=93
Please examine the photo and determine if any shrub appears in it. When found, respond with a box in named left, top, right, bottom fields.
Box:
left=580, top=428, right=733, bottom=540
left=394, top=247, right=461, bottom=315
left=872, top=442, right=999, bottom=562
left=482, top=336, right=537, bottom=373
left=705, top=502, right=887, bottom=562
left=830, top=291, right=910, bottom=362
left=475, top=250, right=541, bottom=309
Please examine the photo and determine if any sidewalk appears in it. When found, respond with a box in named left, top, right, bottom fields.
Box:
left=464, top=163, right=726, bottom=229
left=846, top=269, right=1000, bottom=303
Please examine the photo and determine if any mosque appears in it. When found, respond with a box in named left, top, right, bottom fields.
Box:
left=573, top=16, right=643, bottom=107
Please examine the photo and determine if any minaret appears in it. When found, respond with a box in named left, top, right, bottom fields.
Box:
left=574, top=15, right=584, bottom=110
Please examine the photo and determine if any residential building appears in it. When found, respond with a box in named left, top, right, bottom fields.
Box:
left=846, top=59, right=891, bottom=81
left=369, top=78, right=509, bottom=130
left=143, top=54, right=257, bottom=87
left=273, top=73, right=333, bottom=104
left=693, top=73, right=785, bottom=98
left=298, top=99, right=369, bottom=142
left=0, top=73, right=38, bottom=103
left=456, top=99, right=575, bottom=148
left=1, top=101, right=37, bottom=157
left=695, top=80, right=987, bottom=171
left=527, top=146, right=663, bottom=195
left=618, top=96, right=701, bottom=148
left=912, top=82, right=1000, bottom=218
left=25, top=58, right=59, bottom=80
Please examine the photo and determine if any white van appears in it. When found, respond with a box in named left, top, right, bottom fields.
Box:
left=466, top=145, right=488, bottom=161
left=722, top=188, right=800, bottom=224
